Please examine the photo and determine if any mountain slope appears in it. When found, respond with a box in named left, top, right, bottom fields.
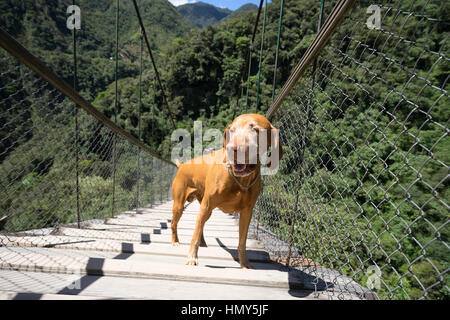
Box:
left=227, top=3, right=259, bottom=19
left=0, top=0, right=194, bottom=97
left=0, top=0, right=194, bottom=55
left=177, top=2, right=258, bottom=28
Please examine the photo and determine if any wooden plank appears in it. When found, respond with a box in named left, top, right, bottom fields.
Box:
left=105, top=219, right=237, bottom=229
left=50, top=228, right=262, bottom=249
left=0, top=269, right=334, bottom=300
left=0, top=236, right=269, bottom=262
left=0, top=251, right=304, bottom=289
left=0, top=290, right=115, bottom=300
left=0, top=246, right=247, bottom=268
left=112, top=214, right=238, bottom=225
left=101, top=222, right=239, bottom=238
left=87, top=222, right=239, bottom=234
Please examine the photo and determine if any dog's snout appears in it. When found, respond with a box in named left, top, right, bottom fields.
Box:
left=226, top=142, right=239, bottom=153
left=227, top=135, right=247, bottom=150
left=234, top=143, right=246, bottom=152
left=225, top=124, right=262, bottom=166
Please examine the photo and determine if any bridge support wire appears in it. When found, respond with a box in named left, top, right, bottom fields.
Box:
left=131, top=0, right=176, bottom=130
left=72, top=0, right=81, bottom=228
left=233, top=0, right=265, bottom=118
left=266, top=0, right=357, bottom=120
left=0, top=28, right=176, bottom=167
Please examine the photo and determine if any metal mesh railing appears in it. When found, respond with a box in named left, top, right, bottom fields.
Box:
left=0, top=48, right=176, bottom=237
left=0, top=0, right=448, bottom=301
left=252, top=0, right=449, bottom=300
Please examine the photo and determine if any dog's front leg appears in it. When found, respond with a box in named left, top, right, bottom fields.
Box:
left=238, top=207, right=254, bottom=269
left=186, top=202, right=212, bottom=266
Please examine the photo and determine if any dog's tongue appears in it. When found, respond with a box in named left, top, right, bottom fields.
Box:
left=234, top=163, right=246, bottom=172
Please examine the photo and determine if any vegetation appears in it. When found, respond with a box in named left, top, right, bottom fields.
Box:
left=177, top=1, right=232, bottom=28
left=177, top=2, right=257, bottom=28
left=0, top=0, right=448, bottom=300
left=0, top=0, right=183, bottom=230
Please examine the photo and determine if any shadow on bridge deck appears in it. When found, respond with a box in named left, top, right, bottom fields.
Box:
left=0, top=201, right=364, bottom=300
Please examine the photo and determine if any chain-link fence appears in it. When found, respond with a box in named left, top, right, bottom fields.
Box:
left=0, top=48, right=176, bottom=239
left=0, top=0, right=448, bottom=301
left=252, top=0, right=449, bottom=300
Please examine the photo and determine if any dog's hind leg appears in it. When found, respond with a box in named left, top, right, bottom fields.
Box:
left=195, top=194, right=207, bottom=247
left=199, top=233, right=207, bottom=247
left=171, top=183, right=188, bottom=247
left=171, top=202, right=184, bottom=247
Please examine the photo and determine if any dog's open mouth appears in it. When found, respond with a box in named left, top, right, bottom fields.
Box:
left=232, top=161, right=258, bottom=176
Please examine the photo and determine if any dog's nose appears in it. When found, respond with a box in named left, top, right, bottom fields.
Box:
left=232, top=135, right=248, bottom=149
left=226, top=143, right=239, bottom=153
left=232, top=144, right=248, bottom=154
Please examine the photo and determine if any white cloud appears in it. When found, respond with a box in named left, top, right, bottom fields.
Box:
left=169, top=0, right=197, bottom=6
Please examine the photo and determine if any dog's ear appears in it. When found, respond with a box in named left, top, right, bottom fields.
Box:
left=223, top=123, right=232, bottom=149
left=223, top=123, right=232, bottom=163
left=266, top=124, right=283, bottom=169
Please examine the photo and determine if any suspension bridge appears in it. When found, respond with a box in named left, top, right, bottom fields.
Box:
left=0, top=0, right=448, bottom=300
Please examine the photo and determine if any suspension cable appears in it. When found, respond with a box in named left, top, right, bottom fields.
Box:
left=138, top=31, right=143, bottom=147
left=137, top=28, right=143, bottom=210
left=244, top=44, right=253, bottom=113
left=255, top=0, right=268, bottom=112
left=114, top=0, right=119, bottom=124
left=266, top=0, right=357, bottom=119
left=233, top=0, right=264, bottom=118
left=131, top=0, right=176, bottom=130
left=72, top=0, right=80, bottom=228
left=271, top=0, right=285, bottom=104
left=311, top=0, right=326, bottom=90
left=112, top=0, right=119, bottom=217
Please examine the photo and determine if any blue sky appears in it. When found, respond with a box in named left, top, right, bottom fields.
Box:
left=168, top=0, right=262, bottom=11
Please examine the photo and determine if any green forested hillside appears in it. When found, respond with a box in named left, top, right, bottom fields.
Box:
left=0, top=0, right=194, bottom=53
left=0, top=0, right=194, bottom=99
left=0, top=0, right=192, bottom=234
left=227, top=3, right=259, bottom=19
left=177, top=1, right=232, bottom=28
left=177, top=2, right=258, bottom=28
left=92, top=0, right=327, bottom=156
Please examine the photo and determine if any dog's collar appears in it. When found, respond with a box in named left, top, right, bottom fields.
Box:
left=226, top=163, right=260, bottom=190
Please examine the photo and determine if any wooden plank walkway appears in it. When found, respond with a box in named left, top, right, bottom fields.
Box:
left=0, top=201, right=360, bottom=300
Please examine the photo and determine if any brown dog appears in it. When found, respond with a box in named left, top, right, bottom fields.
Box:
left=171, top=113, right=282, bottom=268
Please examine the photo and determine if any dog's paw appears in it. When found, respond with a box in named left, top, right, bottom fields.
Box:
left=185, top=258, right=198, bottom=266
left=240, top=262, right=254, bottom=269
left=172, top=241, right=180, bottom=247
